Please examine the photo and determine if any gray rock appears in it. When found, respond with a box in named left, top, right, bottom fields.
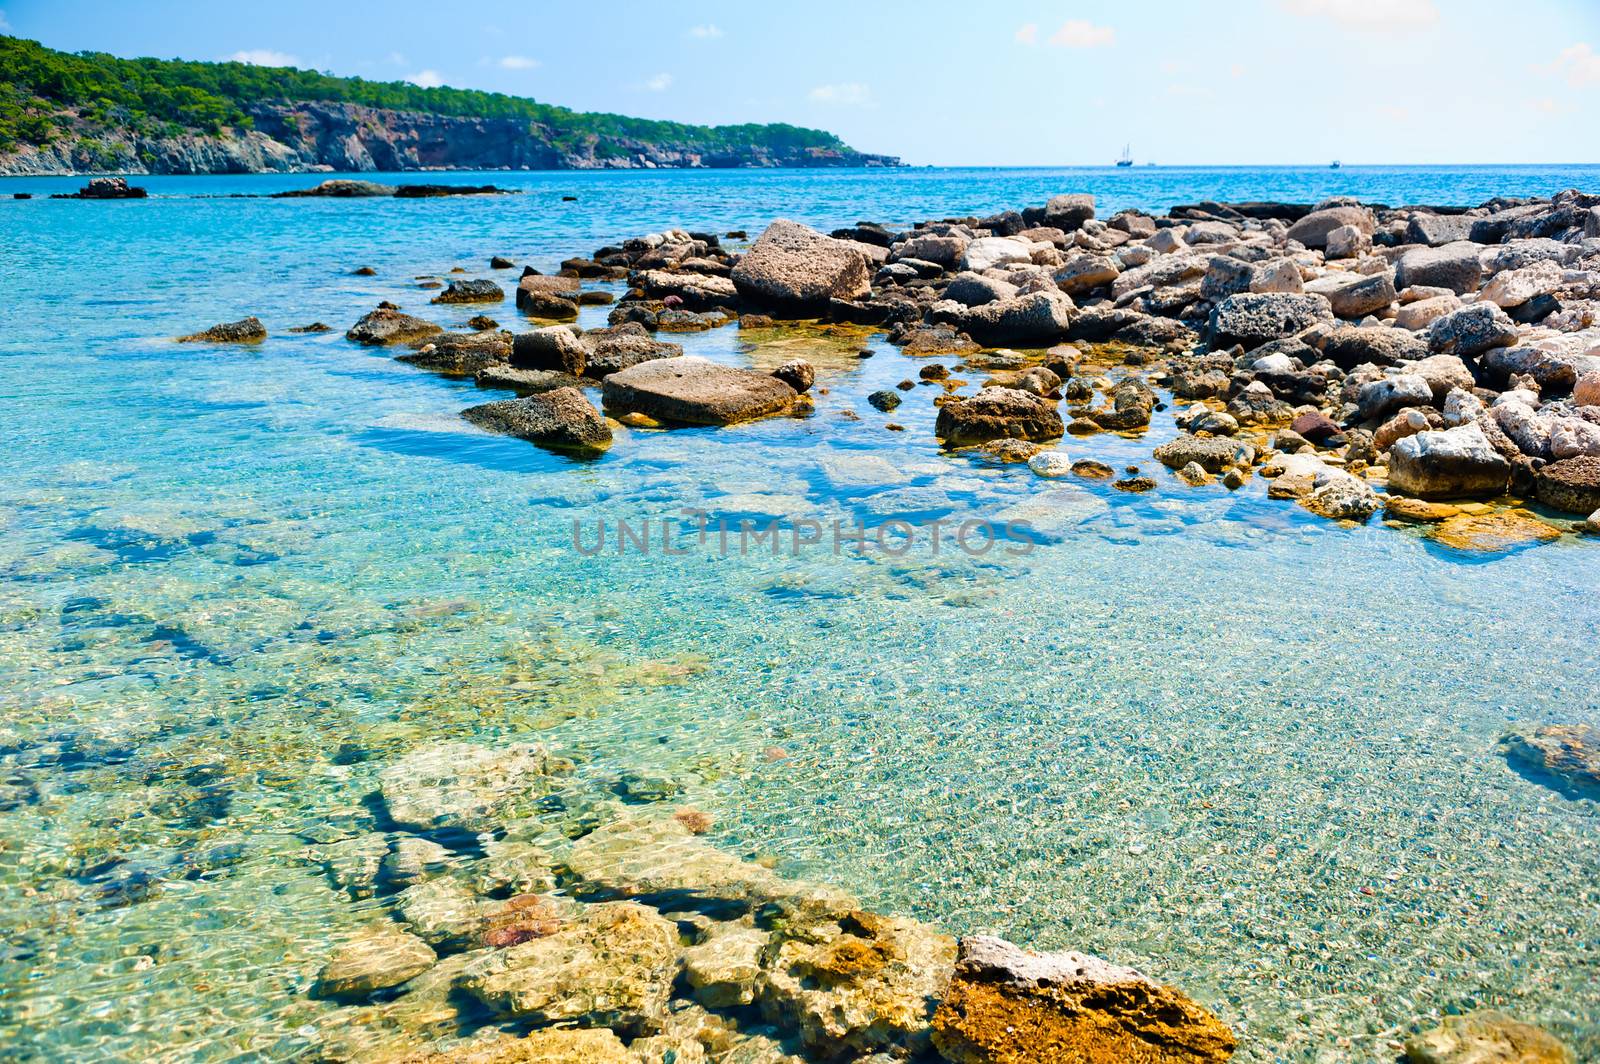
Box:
left=178, top=316, right=267, bottom=343
left=932, top=291, right=1075, bottom=346
left=731, top=219, right=871, bottom=310
left=432, top=279, right=505, bottom=305
left=1208, top=293, right=1334, bottom=349
left=944, top=271, right=1019, bottom=307
left=1044, top=193, right=1096, bottom=230
left=1410, top=354, right=1476, bottom=401
left=1428, top=303, right=1519, bottom=357
left=1394, top=242, right=1483, bottom=295
left=462, top=388, right=613, bottom=454
left=601, top=356, right=798, bottom=425
left=1357, top=374, right=1434, bottom=421
left=1153, top=434, right=1254, bottom=473
left=1328, top=272, right=1397, bottom=318
left=1404, top=214, right=1475, bottom=247
left=1053, top=254, right=1120, bottom=294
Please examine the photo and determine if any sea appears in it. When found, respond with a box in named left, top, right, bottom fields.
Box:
left=2, top=165, right=1598, bottom=1062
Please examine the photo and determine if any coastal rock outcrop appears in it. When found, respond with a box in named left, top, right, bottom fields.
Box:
left=930, top=935, right=1237, bottom=1063
left=347, top=308, right=442, bottom=346
left=1388, top=424, right=1512, bottom=499
left=935, top=388, right=1066, bottom=445
left=178, top=317, right=267, bottom=343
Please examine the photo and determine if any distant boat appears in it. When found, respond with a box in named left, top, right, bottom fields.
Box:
left=1116, top=144, right=1133, bottom=168
left=1330, top=160, right=1342, bottom=169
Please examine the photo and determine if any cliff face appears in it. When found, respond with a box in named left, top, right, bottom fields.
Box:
left=0, top=101, right=900, bottom=175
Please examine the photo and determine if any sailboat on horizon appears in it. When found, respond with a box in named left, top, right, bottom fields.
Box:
left=1116, top=143, right=1134, bottom=167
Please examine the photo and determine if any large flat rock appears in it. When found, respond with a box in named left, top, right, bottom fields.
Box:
left=730, top=219, right=871, bottom=311
left=600, top=356, right=797, bottom=425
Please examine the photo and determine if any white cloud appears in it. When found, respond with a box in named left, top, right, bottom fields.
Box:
left=0, top=10, right=11, bottom=32
left=644, top=73, right=674, bottom=92
left=498, top=55, right=539, bottom=70
left=1278, top=0, right=1439, bottom=31
left=687, top=24, right=723, bottom=39
left=1542, top=43, right=1600, bottom=88
left=809, top=82, right=873, bottom=107
left=1015, top=23, right=1038, bottom=46
left=407, top=70, right=445, bottom=88
left=1049, top=20, right=1116, bottom=48
left=387, top=51, right=407, bottom=66
left=228, top=49, right=300, bottom=67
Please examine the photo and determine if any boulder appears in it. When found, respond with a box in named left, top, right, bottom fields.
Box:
left=930, top=935, right=1236, bottom=1064
left=933, top=291, right=1076, bottom=346
left=935, top=387, right=1065, bottom=445
left=1208, top=293, right=1334, bottom=350
left=178, top=316, right=267, bottom=343
left=731, top=219, right=871, bottom=310
left=761, top=911, right=956, bottom=1057
left=311, top=926, right=436, bottom=1000
left=512, top=326, right=588, bottom=375
left=1373, top=408, right=1441, bottom=450
left=1497, top=725, right=1600, bottom=801
left=1154, top=434, right=1253, bottom=473
left=961, top=237, right=1033, bottom=272
left=1291, top=410, right=1346, bottom=445
left=346, top=308, right=442, bottom=346
left=1044, top=194, right=1096, bottom=230
left=1199, top=256, right=1255, bottom=302
left=516, top=274, right=581, bottom=319
left=1394, top=242, right=1483, bottom=295
left=584, top=327, right=683, bottom=379
left=1325, top=224, right=1371, bottom=260
left=1551, top=417, right=1600, bottom=459
left=399, top=331, right=512, bottom=376
left=462, top=388, right=613, bottom=454
left=1325, top=273, right=1395, bottom=320
left=1534, top=455, right=1600, bottom=513
left=1480, top=260, right=1564, bottom=309
left=1411, top=354, right=1475, bottom=401
left=1286, top=205, right=1375, bottom=248
left=1575, top=370, right=1600, bottom=407
left=1054, top=254, right=1120, bottom=294
left=432, top=279, right=505, bottom=305
left=1405, top=213, right=1475, bottom=247
left=378, top=742, right=573, bottom=837
left=1250, top=259, right=1304, bottom=294
left=1357, top=374, right=1434, bottom=421
left=1428, top=303, right=1519, bottom=357
left=601, top=356, right=798, bottom=425
left=945, top=272, right=1019, bottom=307
left=1388, top=423, right=1512, bottom=499
left=457, top=902, right=679, bottom=1036
left=891, top=234, right=967, bottom=269
left=1395, top=294, right=1462, bottom=332
left=1088, top=378, right=1156, bottom=430
left=633, top=269, right=739, bottom=310
left=771, top=359, right=816, bottom=393
left=1302, top=473, right=1382, bottom=521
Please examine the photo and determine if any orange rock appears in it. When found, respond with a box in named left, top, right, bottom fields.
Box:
left=931, top=936, right=1236, bottom=1064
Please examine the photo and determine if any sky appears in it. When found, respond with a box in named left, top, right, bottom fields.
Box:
left=3, top=0, right=1599, bottom=166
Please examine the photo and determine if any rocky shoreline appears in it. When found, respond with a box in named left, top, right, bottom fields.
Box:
left=0, top=100, right=901, bottom=176
left=158, top=186, right=1600, bottom=1061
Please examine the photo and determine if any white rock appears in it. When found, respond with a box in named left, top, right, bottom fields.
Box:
left=1551, top=417, right=1600, bottom=458
left=1146, top=229, right=1188, bottom=254
left=1480, top=260, right=1564, bottom=309
left=1027, top=451, right=1074, bottom=478
left=1252, top=352, right=1294, bottom=373
left=961, top=237, right=1033, bottom=272
left=1250, top=259, right=1304, bottom=294
left=1574, top=370, right=1600, bottom=407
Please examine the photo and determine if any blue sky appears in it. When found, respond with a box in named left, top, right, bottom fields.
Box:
left=3, top=0, right=1598, bottom=165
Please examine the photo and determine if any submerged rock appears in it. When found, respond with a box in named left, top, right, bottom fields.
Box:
left=935, top=387, right=1065, bottom=445
left=311, top=925, right=436, bottom=1000
left=1404, top=1009, right=1574, bottom=1064
left=930, top=935, right=1236, bottom=1064
left=461, top=388, right=613, bottom=454
left=178, top=316, right=267, bottom=343
left=600, top=356, right=798, bottom=425
left=457, top=901, right=678, bottom=1035
left=378, top=742, right=574, bottom=837
left=1498, top=724, right=1600, bottom=799
left=761, top=909, right=957, bottom=1058
left=405, top=1027, right=638, bottom=1063
left=1431, top=511, right=1560, bottom=552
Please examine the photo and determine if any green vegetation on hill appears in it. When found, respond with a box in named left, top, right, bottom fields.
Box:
left=0, top=35, right=851, bottom=156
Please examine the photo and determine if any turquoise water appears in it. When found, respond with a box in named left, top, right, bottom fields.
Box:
left=2, top=166, right=1598, bottom=1062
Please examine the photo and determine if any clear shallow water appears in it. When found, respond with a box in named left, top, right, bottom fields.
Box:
left=2, top=166, right=1598, bottom=1062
